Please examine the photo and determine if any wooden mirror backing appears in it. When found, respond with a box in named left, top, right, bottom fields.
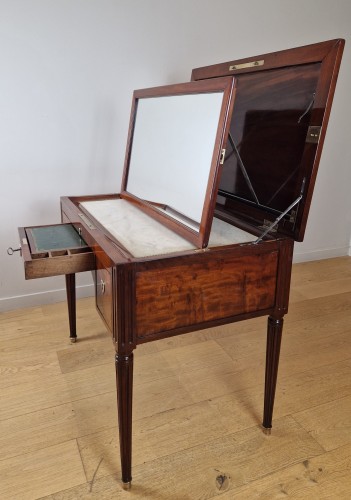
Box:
left=192, top=39, right=345, bottom=241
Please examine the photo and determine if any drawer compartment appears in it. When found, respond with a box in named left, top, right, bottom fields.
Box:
left=19, top=224, right=96, bottom=279
left=96, top=264, right=113, bottom=332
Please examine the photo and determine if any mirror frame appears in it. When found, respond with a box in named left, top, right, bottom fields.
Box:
left=120, top=77, right=236, bottom=248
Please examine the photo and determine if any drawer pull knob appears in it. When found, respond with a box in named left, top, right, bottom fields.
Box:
left=100, top=279, right=105, bottom=294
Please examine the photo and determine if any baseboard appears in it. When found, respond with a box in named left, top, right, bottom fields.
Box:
left=293, top=245, right=350, bottom=263
left=0, top=284, right=94, bottom=312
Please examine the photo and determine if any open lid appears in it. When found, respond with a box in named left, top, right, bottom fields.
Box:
left=120, top=77, right=236, bottom=248
left=192, top=39, right=344, bottom=241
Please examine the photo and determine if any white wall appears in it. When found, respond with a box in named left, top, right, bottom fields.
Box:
left=1, top=0, right=350, bottom=311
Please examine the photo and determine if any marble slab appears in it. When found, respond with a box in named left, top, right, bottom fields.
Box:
left=80, top=199, right=256, bottom=258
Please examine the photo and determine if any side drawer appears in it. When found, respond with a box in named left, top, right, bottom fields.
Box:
left=19, top=224, right=96, bottom=279
left=96, top=262, right=113, bottom=333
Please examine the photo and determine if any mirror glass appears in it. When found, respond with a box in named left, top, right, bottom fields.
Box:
left=121, top=79, right=235, bottom=247
left=127, top=93, right=223, bottom=225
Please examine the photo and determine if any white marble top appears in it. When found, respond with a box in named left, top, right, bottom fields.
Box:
left=80, top=199, right=256, bottom=258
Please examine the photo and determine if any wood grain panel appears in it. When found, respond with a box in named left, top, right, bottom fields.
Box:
left=135, top=251, right=278, bottom=337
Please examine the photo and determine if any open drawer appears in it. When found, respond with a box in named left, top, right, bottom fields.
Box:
left=19, top=223, right=96, bottom=279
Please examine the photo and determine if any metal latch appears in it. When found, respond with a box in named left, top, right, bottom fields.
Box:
left=306, top=126, right=321, bottom=144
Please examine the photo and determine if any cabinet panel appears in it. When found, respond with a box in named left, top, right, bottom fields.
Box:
left=135, top=250, right=278, bottom=337
left=96, top=264, right=113, bottom=333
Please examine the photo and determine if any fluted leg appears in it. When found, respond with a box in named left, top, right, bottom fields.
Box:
left=65, top=273, right=76, bottom=342
left=263, top=315, right=283, bottom=433
left=116, top=352, right=134, bottom=486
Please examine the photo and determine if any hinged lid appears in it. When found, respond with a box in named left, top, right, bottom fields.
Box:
left=191, top=39, right=344, bottom=241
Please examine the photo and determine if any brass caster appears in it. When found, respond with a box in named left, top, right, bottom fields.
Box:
left=121, top=481, right=131, bottom=490
left=70, top=337, right=77, bottom=343
left=262, top=426, right=271, bottom=435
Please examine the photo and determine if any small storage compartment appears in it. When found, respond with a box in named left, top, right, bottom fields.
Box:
left=96, top=262, right=113, bottom=333
left=19, top=223, right=96, bottom=279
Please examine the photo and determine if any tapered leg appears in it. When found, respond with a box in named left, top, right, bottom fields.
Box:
left=116, top=352, right=134, bottom=486
left=65, top=273, right=77, bottom=342
left=263, top=315, right=283, bottom=433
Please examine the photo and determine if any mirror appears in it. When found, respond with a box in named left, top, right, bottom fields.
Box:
left=121, top=78, right=236, bottom=248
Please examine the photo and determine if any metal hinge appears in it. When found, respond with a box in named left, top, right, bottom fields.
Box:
left=261, top=219, right=277, bottom=233
left=289, top=210, right=297, bottom=223
left=254, top=193, right=303, bottom=245
left=219, top=149, right=226, bottom=165
left=306, top=126, right=321, bottom=144
left=78, top=212, right=96, bottom=230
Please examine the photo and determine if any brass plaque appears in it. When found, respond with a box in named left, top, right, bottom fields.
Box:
left=229, top=59, right=264, bottom=71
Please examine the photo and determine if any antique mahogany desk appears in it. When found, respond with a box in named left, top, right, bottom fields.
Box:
left=14, top=39, right=344, bottom=487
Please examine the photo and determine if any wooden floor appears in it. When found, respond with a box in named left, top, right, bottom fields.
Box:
left=1, top=257, right=351, bottom=499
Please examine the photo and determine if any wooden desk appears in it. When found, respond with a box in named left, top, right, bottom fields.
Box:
left=16, top=39, right=344, bottom=487
left=57, top=192, right=293, bottom=485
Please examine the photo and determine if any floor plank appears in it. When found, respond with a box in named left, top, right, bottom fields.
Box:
left=41, top=416, right=323, bottom=499
left=0, top=373, right=72, bottom=421
left=76, top=400, right=225, bottom=483
left=0, top=403, right=78, bottom=462
left=220, top=443, right=351, bottom=499
left=208, top=358, right=351, bottom=435
left=293, top=394, right=351, bottom=452
left=0, top=440, right=86, bottom=500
